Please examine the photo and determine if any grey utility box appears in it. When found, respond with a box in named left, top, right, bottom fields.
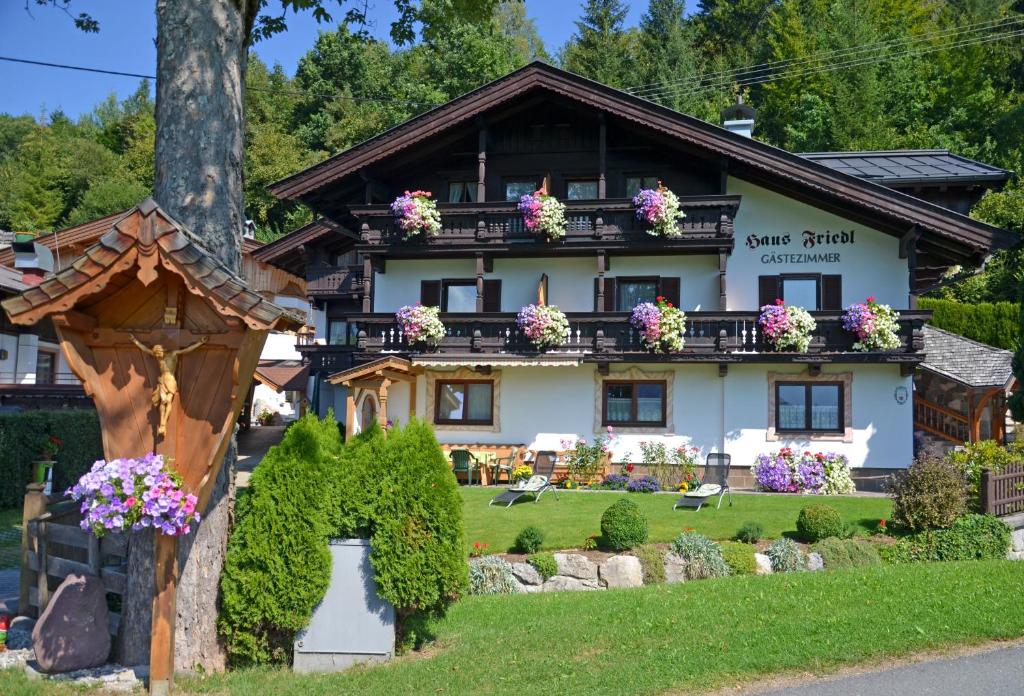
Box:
left=293, top=538, right=395, bottom=672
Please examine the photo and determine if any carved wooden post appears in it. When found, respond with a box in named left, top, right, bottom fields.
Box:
left=598, top=113, right=606, bottom=200
left=477, top=121, right=487, bottom=203
left=19, top=483, right=48, bottom=615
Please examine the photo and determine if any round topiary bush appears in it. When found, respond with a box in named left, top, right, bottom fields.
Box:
left=720, top=542, right=757, bottom=575
left=600, top=498, right=649, bottom=550
left=671, top=531, right=730, bottom=580
left=890, top=456, right=968, bottom=531
left=796, top=504, right=844, bottom=541
left=469, top=556, right=519, bottom=595
left=765, top=538, right=805, bottom=572
left=527, top=552, right=558, bottom=580
left=736, top=520, right=764, bottom=544
left=513, top=525, right=545, bottom=554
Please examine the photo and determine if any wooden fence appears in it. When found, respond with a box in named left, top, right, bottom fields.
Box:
left=981, top=464, right=1024, bottom=517
left=21, top=498, right=127, bottom=636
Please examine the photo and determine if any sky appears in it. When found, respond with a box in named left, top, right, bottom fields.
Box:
left=0, top=1, right=649, bottom=120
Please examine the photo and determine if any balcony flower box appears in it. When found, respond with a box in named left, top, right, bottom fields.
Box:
left=517, top=188, right=567, bottom=241
left=630, top=296, right=686, bottom=353
left=632, top=183, right=685, bottom=238
left=390, top=190, right=442, bottom=239
left=758, top=300, right=816, bottom=353
left=516, top=303, right=569, bottom=350
left=396, top=303, right=445, bottom=347
left=842, top=297, right=901, bottom=351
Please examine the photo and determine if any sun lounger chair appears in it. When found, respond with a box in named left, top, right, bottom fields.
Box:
left=674, top=453, right=732, bottom=511
left=489, top=451, right=559, bottom=507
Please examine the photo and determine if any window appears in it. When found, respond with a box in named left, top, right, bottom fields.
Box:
left=781, top=276, right=820, bottom=310
left=448, top=181, right=477, bottom=203
left=776, top=382, right=843, bottom=433
left=435, top=380, right=494, bottom=425
left=567, top=179, right=598, bottom=200
left=625, top=175, right=659, bottom=197
left=442, top=280, right=477, bottom=312
left=603, top=381, right=666, bottom=426
left=36, top=350, right=56, bottom=385
left=328, top=320, right=357, bottom=346
left=615, top=277, right=659, bottom=312
left=505, top=179, right=538, bottom=201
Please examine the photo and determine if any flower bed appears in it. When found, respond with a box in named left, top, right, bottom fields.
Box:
left=517, top=303, right=569, bottom=350
left=561, top=426, right=618, bottom=485
left=632, top=184, right=685, bottom=238
left=390, top=190, right=442, bottom=238
left=842, top=297, right=901, bottom=351
left=758, top=300, right=816, bottom=352
left=396, top=303, right=445, bottom=345
left=518, top=188, right=567, bottom=240
left=751, top=448, right=855, bottom=494
left=66, top=453, right=199, bottom=537
left=630, top=296, right=686, bottom=353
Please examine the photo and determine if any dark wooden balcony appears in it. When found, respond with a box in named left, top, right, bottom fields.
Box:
left=294, top=340, right=358, bottom=373
left=352, top=196, right=740, bottom=253
left=348, top=310, right=930, bottom=364
left=306, top=263, right=363, bottom=298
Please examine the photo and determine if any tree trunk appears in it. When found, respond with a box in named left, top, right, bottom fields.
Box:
left=119, top=0, right=248, bottom=673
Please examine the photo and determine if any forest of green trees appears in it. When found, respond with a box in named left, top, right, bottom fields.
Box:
left=1, top=0, right=1021, bottom=304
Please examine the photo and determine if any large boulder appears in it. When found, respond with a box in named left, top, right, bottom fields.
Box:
left=754, top=553, right=773, bottom=575
left=510, top=562, right=543, bottom=586
left=32, top=574, right=110, bottom=673
left=542, top=575, right=602, bottom=592
left=600, top=555, right=643, bottom=589
left=663, top=552, right=687, bottom=584
left=554, top=553, right=598, bottom=581
left=806, top=552, right=824, bottom=571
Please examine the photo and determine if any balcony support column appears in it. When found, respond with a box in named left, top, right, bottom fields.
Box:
left=477, top=122, right=487, bottom=203
left=475, top=252, right=485, bottom=313
left=718, top=251, right=728, bottom=310
left=900, top=226, right=920, bottom=309
left=598, top=113, right=606, bottom=199
left=596, top=251, right=606, bottom=311
left=362, top=256, right=373, bottom=313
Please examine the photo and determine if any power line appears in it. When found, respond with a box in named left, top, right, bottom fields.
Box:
left=0, top=55, right=439, bottom=108
left=627, top=14, right=1023, bottom=97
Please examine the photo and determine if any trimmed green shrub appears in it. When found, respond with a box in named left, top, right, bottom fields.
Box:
left=600, top=498, right=648, bottom=551
left=218, top=412, right=344, bottom=666
left=890, top=456, right=968, bottom=531
left=765, top=538, right=805, bottom=572
left=513, top=525, right=544, bottom=554
left=0, top=410, right=103, bottom=508
left=671, top=531, right=730, bottom=580
left=735, top=520, right=764, bottom=544
left=527, top=552, right=557, bottom=580
left=882, top=514, right=1011, bottom=564
left=333, top=421, right=388, bottom=537
left=796, top=505, right=844, bottom=542
left=919, top=298, right=1020, bottom=351
left=369, top=419, right=468, bottom=642
left=468, top=556, right=518, bottom=595
left=720, top=542, right=757, bottom=576
left=947, top=440, right=1024, bottom=511
left=634, top=545, right=666, bottom=585
left=811, top=538, right=881, bottom=569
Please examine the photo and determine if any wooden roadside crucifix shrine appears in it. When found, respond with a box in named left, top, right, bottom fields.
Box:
left=1, top=199, right=301, bottom=695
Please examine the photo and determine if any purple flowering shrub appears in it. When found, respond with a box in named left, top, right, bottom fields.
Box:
left=751, top=448, right=854, bottom=494
left=627, top=475, right=661, bottom=493
left=600, top=473, right=630, bottom=490
left=66, top=453, right=199, bottom=537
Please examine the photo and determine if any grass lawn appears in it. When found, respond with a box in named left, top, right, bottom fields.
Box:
left=3, top=560, right=1014, bottom=696
left=460, top=488, right=892, bottom=553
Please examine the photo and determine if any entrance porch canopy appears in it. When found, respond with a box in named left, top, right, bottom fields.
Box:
left=327, top=356, right=422, bottom=436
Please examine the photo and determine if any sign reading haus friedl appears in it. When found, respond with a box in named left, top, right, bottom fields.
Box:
left=746, top=229, right=856, bottom=265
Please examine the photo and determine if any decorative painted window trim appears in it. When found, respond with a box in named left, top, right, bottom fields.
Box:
left=425, top=367, right=501, bottom=432
left=767, top=370, right=853, bottom=443
left=593, top=366, right=675, bottom=434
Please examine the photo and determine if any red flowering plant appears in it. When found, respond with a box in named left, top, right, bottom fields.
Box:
left=470, top=541, right=490, bottom=558
left=875, top=519, right=888, bottom=535
left=39, top=435, right=62, bottom=460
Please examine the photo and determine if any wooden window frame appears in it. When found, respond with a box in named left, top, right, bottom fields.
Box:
left=602, top=379, right=667, bottom=427
left=613, top=276, right=661, bottom=311
left=434, top=379, right=495, bottom=426
left=566, top=177, right=599, bottom=200
left=446, top=179, right=477, bottom=203
left=624, top=174, right=660, bottom=197
left=774, top=381, right=844, bottom=434
left=779, top=273, right=821, bottom=310
left=502, top=176, right=542, bottom=201
left=440, top=279, right=477, bottom=312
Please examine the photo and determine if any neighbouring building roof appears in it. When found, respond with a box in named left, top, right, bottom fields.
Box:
left=0, top=265, right=27, bottom=294
left=801, top=150, right=1012, bottom=187
left=920, top=325, right=1015, bottom=388
left=254, top=359, right=310, bottom=392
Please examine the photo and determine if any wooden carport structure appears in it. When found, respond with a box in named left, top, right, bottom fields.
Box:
left=327, top=356, right=422, bottom=436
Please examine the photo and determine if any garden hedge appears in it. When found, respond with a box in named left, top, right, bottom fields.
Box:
left=919, top=298, right=1020, bottom=350
left=0, top=410, right=103, bottom=509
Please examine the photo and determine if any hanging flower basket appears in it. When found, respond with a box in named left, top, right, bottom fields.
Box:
left=66, top=453, right=200, bottom=538
left=396, top=303, right=445, bottom=346
left=630, top=296, right=686, bottom=353
left=517, top=188, right=567, bottom=241
left=758, top=300, right=816, bottom=352
left=841, top=297, right=901, bottom=351
left=390, top=190, right=442, bottom=238
left=632, top=183, right=685, bottom=238
left=516, top=303, right=569, bottom=350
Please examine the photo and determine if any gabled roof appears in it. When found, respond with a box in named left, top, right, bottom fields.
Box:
left=2, top=200, right=303, bottom=332
left=801, top=150, right=1012, bottom=187
left=250, top=218, right=354, bottom=266
left=921, top=325, right=1015, bottom=389
left=254, top=359, right=309, bottom=392
left=0, top=265, right=27, bottom=294
left=269, top=61, right=1016, bottom=257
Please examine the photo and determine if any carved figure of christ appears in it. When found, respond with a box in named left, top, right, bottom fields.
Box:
left=130, top=335, right=208, bottom=436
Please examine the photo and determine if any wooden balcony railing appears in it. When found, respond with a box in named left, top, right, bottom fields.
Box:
left=306, top=264, right=363, bottom=297
left=352, top=196, right=740, bottom=248
left=348, top=310, right=929, bottom=360
left=913, top=396, right=970, bottom=444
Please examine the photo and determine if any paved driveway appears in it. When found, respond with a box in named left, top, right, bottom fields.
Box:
left=236, top=425, right=285, bottom=487
left=751, top=644, right=1024, bottom=696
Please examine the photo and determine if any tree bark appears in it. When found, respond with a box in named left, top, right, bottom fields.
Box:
left=119, top=0, right=248, bottom=673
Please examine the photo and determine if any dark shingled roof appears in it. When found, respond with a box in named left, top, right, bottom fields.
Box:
left=254, top=359, right=309, bottom=392
left=801, top=150, right=1012, bottom=186
left=921, top=325, right=1014, bottom=388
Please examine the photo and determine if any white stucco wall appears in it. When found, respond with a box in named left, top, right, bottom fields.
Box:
left=0, top=332, right=20, bottom=382
left=727, top=177, right=909, bottom=310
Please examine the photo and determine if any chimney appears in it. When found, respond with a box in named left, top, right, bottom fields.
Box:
left=720, top=94, right=756, bottom=138
left=11, top=239, right=54, bottom=287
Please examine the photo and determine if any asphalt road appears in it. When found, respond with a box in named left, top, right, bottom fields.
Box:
left=754, top=645, right=1024, bottom=696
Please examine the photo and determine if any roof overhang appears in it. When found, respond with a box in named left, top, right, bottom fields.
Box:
left=327, top=356, right=423, bottom=386
left=253, top=360, right=310, bottom=392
